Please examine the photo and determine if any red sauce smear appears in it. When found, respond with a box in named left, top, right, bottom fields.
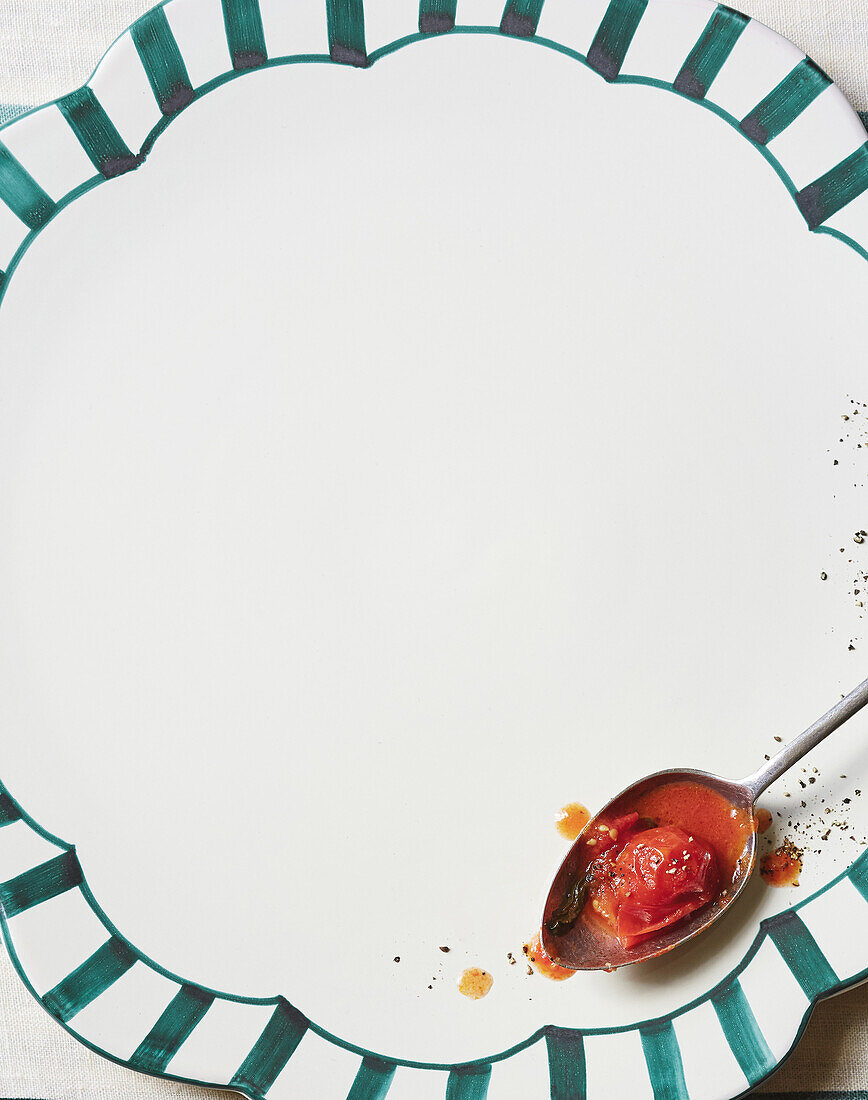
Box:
left=548, top=782, right=753, bottom=949
left=754, top=808, right=773, bottom=835
left=556, top=803, right=590, bottom=841
left=523, top=932, right=575, bottom=981
left=760, top=840, right=802, bottom=887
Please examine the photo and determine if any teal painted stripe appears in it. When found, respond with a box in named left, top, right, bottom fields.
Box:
left=419, top=0, right=456, bottom=34
left=0, top=143, right=56, bottom=229
left=446, top=1063, right=492, bottom=1099
left=711, top=980, right=775, bottom=1086
left=796, top=141, right=868, bottom=229
left=765, top=910, right=839, bottom=1001
left=230, top=999, right=309, bottom=1096
left=129, top=984, right=215, bottom=1075
left=58, top=88, right=139, bottom=178
left=222, top=0, right=268, bottom=71
left=674, top=6, right=749, bottom=100
left=848, top=847, right=868, bottom=899
left=546, top=1028, right=586, bottom=1099
left=347, top=1055, right=397, bottom=1099
left=131, top=8, right=194, bottom=116
left=500, top=0, right=546, bottom=38
left=42, top=936, right=136, bottom=1023
left=326, top=0, right=368, bottom=67
left=587, top=0, right=648, bottom=83
left=740, top=58, right=831, bottom=144
left=0, top=788, right=21, bottom=827
left=0, top=851, right=82, bottom=919
left=640, top=1021, right=688, bottom=1100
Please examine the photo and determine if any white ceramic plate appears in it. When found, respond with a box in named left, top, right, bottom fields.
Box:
left=1, top=1, right=868, bottom=1097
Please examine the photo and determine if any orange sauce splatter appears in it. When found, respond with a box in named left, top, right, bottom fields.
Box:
left=754, top=808, right=773, bottom=835
left=523, top=932, right=575, bottom=981
left=760, top=840, right=802, bottom=887
left=556, top=802, right=590, bottom=841
left=458, top=968, right=493, bottom=999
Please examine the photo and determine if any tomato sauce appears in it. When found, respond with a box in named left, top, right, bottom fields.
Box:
left=556, top=803, right=591, bottom=841
left=523, top=932, right=575, bottom=981
left=546, top=782, right=753, bottom=950
left=760, top=840, right=802, bottom=886
left=458, top=968, right=493, bottom=999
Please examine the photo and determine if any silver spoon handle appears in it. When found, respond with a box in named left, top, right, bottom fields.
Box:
left=741, top=675, right=868, bottom=801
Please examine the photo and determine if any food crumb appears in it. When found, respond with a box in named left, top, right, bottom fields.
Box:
left=458, top=968, right=493, bottom=1000
left=393, top=957, right=400, bottom=963
left=439, top=946, right=450, bottom=953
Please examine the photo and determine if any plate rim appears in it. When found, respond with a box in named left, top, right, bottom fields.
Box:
left=1, top=0, right=868, bottom=1095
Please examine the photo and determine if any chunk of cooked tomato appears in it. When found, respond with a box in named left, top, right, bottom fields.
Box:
left=589, top=825, right=719, bottom=948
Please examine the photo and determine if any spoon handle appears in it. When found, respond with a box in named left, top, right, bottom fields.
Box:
left=741, top=675, right=868, bottom=800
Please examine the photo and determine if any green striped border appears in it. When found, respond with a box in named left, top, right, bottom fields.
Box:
left=765, top=910, right=839, bottom=1001
left=0, top=0, right=863, bottom=317
left=0, top=141, right=55, bottom=228
left=795, top=142, right=868, bottom=231
left=586, top=0, right=648, bottom=83
left=673, top=5, right=749, bottom=101
left=0, top=768, right=866, bottom=1098
left=57, top=88, right=141, bottom=178
left=740, top=58, right=832, bottom=145
left=419, top=0, right=456, bottom=35
left=710, top=980, right=775, bottom=1087
left=130, top=7, right=194, bottom=116
left=129, top=983, right=215, bottom=1074
left=42, top=936, right=137, bottom=1023
left=230, top=999, right=309, bottom=1096
left=0, top=850, right=82, bottom=918
left=0, top=788, right=22, bottom=826
left=0, top=0, right=865, bottom=1095
left=447, top=1063, right=492, bottom=1099
left=501, top=0, right=546, bottom=40
left=545, top=1029, right=586, bottom=1099
left=327, top=0, right=367, bottom=67
left=347, top=1056, right=397, bottom=1099
left=222, top=0, right=268, bottom=71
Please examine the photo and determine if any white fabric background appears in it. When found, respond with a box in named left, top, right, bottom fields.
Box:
left=0, top=2, right=866, bottom=1097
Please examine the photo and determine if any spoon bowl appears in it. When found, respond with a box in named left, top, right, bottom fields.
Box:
left=540, top=674, right=868, bottom=971
left=541, top=769, right=757, bottom=970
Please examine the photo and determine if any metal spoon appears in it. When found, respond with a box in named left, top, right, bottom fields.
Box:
left=541, top=675, right=868, bottom=971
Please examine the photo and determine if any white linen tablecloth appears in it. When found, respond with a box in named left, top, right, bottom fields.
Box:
left=0, top=2, right=866, bottom=1097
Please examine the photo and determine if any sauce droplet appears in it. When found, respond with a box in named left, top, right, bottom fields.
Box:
left=556, top=802, right=590, bottom=841
left=754, top=808, right=773, bottom=835
left=760, top=840, right=803, bottom=886
left=523, top=933, right=575, bottom=981
left=458, top=968, right=493, bottom=999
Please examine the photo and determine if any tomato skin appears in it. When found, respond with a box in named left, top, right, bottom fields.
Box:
left=589, top=825, right=719, bottom=948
